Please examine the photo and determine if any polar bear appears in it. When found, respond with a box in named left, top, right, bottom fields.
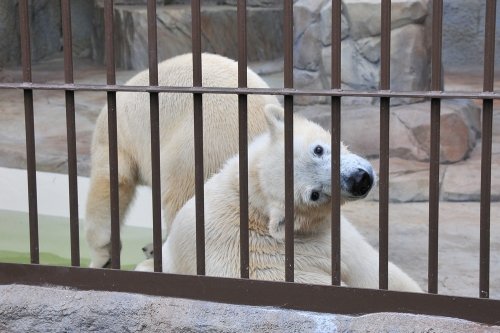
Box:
left=161, top=104, right=422, bottom=292
left=85, top=53, right=280, bottom=268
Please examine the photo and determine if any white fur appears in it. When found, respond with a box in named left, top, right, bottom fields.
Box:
left=85, top=53, right=280, bottom=268
left=162, top=105, right=422, bottom=292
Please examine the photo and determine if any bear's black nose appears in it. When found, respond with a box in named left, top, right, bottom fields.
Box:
left=350, top=168, right=374, bottom=197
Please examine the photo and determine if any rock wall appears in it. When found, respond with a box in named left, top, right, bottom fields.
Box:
left=293, top=0, right=431, bottom=106
left=91, top=3, right=283, bottom=70
left=0, top=0, right=94, bottom=68
left=2, top=0, right=498, bottom=73
left=0, top=0, right=63, bottom=67
left=0, top=1, right=20, bottom=68
left=443, top=0, right=500, bottom=72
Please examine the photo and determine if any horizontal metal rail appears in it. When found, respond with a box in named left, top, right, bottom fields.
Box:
left=0, top=82, right=499, bottom=99
left=0, top=263, right=499, bottom=326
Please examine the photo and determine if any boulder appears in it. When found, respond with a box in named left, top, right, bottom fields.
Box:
left=390, top=24, right=429, bottom=104
left=294, top=23, right=322, bottom=71
left=320, top=40, right=379, bottom=90
left=357, top=36, right=381, bottom=63
left=295, top=99, right=480, bottom=163
left=319, top=1, right=350, bottom=45
left=393, top=100, right=480, bottom=162
left=344, top=0, right=429, bottom=40
left=293, top=0, right=326, bottom=39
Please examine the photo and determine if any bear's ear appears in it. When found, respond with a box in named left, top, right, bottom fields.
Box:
left=264, top=104, right=285, bottom=139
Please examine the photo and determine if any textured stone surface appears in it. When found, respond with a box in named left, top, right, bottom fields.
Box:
left=294, top=23, right=322, bottom=71
left=0, top=0, right=20, bottom=68
left=28, top=0, right=62, bottom=61
left=0, top=0, right=65, bottom=67
left=92, top=4, right=283, bottom=70
left=443, top=0, right=500, bottom=71
left=442, top=152, right=500, bottom=202
left=319, top=1, right=349, bottom=45
left=69, top=0, right=95, bottom=59
left=342, top=201, right=500, bottom=299
left=293, top=69, right=327, bottom=105
left=390, top=23, right=430, bottom=104
left=1, top=284, right=499, bottom=332
left=293, top=0, right=325, bottom=39
left=296, top=99, right=480, bottom=163
left=294, top=0, right=432, bottom=106
left=366, top=158, right=446, bottom=203
left=344, top=0, right=428, bottom=40
left=105, top=0, right=283, bottom=5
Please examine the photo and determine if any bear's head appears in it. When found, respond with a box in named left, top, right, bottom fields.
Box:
left=258, top=104, right=375, bottom=240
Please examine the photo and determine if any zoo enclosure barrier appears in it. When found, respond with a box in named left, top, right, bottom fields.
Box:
left=0, top=0, right=500, bottom=325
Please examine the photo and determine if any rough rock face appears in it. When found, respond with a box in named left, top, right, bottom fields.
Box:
left=0, top=0, right=20, bottom=68
left=346, top=0, right=428, bottom=40
left=0, top=0, right=63, bottom=67
left=293, top=0, right=431, bottom=106
left=91, top=3, right=283, bottom=70
left=0, top=0, right=94, bottom=67
left=442, top=0, right=500, bottom=72
left=1, top=285, right=498, bottom=332
left=296, top=99, right=480, bottom=163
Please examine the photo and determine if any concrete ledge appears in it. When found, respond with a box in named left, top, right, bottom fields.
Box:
left=0, top=284, right=498, bottom=332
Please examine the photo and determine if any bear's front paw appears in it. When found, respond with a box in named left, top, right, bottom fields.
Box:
left=268, top=208, right=286, bottom=241
left=142, top=242, right=155, bottom=259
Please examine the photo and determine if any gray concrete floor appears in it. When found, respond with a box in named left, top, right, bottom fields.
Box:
left=343, top=200, right=500, bottom=299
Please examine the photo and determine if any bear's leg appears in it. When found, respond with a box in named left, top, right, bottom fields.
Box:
left=85, top=150, right=137, bottom=268
left=137, top=156, right=196, bottom=261
left=340, top=216, right=422, bottom=292
left=160, top=156, right=196, bottom=236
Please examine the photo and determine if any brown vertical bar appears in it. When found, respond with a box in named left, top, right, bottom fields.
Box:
left=192, top=0, right=205, bottom=276
left=104, top=0, right=120, bottom=269
left=61, top=0, right=80, bottom=267
left=428, top=0, right=443, bottom=294
left=147, top=0, right=162, bottom=273
left=331, top=0, right=342, bottom=286
left=237, top=0, right=250, bottom=279
left=283, top=0, right=294, bottom=283
left=479, top=0, right=496, bottom=299
left=19, top=0, right=39, bottom=264
left=378, top=0, right=391, bottom=290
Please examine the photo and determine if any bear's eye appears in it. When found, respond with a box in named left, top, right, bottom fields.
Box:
left=314, top=145, right=323, bottom=156
left=310, top=191, right=320, bottom=201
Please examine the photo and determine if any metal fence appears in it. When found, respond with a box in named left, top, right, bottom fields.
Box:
left=0, top=0, right=500, bottom=325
